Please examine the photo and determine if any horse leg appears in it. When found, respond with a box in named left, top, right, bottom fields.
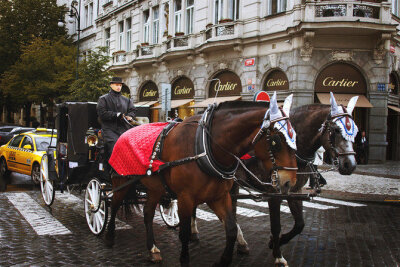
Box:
left=143, top=190, right=163, bottom=263
left=276, top=199, right=304, bottom=247
left=230, top=183, right=250, bottom=254
left=191, top=207, right=200, bottom=242
left=268, top=198, right=288, bottom=267
left=177, top=195, right=194, bottom=267
left=208, top=194, right=238, bottom=267
left=105, top=183, right=130, bottom=247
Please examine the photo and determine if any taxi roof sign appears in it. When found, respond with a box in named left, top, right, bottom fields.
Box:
left=253, top=91, right=270, bottom=102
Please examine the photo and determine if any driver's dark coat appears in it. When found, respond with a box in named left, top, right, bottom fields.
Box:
left=97, top=89, right=137, bottom=144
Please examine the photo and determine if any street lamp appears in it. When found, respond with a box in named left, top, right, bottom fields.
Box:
left=59, top=0, right=81, bottom=80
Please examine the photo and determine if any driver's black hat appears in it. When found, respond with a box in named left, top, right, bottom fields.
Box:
left=110, top=77, right=124, bottom=84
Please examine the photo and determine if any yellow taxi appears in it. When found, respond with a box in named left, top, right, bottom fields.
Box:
left=0, top=128, right=57, bottom=184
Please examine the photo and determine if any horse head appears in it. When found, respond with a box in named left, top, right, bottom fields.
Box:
left=252, top=93, right=297, bottom=194
left=320, top=92, right=358, bottom=175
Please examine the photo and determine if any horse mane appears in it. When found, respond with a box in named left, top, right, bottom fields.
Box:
left=217, top=101, right=269, bottom=111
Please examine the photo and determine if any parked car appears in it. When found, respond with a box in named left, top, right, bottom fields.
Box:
left=0, top=126, right=35, bottom=146
left=0, top=128, right=57, bottom=191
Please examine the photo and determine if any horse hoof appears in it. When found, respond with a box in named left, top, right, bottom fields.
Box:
left=149, top=252, right=162, bottom=263
left=237, top=243, right=250, bottom=255
left=190, top=233, right=200, bottom=242
left=274, top=257, right=288, bottom=267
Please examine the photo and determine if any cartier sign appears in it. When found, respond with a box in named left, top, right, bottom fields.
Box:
left=172, top=77, right=194, bottom=99
left=263, top=70, right=289, bottom=91
left=139, top=81, right=159, bottom=101
left=315, top=63, right=366, bottom=94
left=209, top=71, right=242, bottom=97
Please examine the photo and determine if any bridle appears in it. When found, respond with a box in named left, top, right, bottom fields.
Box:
left=195, top=104, right=297, bottom=192
left=319, top=112, right=356, bottom=166
left=249, top=110, right=298, bottom=190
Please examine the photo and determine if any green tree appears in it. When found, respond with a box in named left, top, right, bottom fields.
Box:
left=0, top=0, right=67, bottom=76
left=1, top=37, right=75, bottom=125
left=66, top=47, right=114, bottom=102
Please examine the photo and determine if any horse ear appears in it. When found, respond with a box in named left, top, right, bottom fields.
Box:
left=270, top=91, right=281, bottom=121
left=330, top=92, right=339, bottom=116
left=282, top=94, right=293, bottom=116
left=346, top=95, right=358, bottom=115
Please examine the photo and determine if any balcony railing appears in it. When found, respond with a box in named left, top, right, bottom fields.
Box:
left=112, top=51, right=127, bottom=64
left=205, top=21, right=238, bottom=41
left=306, top=1, right=390, bottom=23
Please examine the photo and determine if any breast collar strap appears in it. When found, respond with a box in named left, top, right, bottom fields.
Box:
left=195, top=103, right=239, bottom=180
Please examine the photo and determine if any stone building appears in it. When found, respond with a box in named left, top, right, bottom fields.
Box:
left=58, top=0, right=400, bottom=163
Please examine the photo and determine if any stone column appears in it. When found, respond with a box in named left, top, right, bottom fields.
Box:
left=368, top=91, right=388, bottom=163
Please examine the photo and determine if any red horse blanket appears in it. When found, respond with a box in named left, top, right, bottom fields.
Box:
left=109, top=122, right=168, bottom=176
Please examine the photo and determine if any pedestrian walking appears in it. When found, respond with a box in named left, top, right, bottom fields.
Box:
left=309, top=146, right=327, bottom=188
left=355, top=130, right=368, bottom=164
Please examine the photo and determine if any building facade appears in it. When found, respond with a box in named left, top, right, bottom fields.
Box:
left=58, top=0, right=400, bottom=163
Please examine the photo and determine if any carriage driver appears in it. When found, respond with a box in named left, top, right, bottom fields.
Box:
left=97, top=77, right=137, bottom=162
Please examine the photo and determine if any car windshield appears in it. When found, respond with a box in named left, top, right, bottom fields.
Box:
left=35, top=137, right=57, bottom=151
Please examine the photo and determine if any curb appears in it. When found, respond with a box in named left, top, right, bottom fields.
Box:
left=317, top=189, right=400, bottom=204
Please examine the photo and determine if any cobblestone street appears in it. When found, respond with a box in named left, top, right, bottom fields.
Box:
left=0, top=188, right=399, bottom=266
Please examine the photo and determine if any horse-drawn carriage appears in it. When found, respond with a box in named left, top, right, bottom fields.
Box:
left=40, top=92, right=359, bottom=266
left=39, top=102, right=179, bottom=235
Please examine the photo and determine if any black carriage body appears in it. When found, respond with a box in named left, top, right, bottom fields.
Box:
left=56, top=102, right=104, bottom=184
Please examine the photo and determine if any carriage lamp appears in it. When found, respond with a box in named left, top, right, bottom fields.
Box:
left=86, top=135, right=98, bottom=147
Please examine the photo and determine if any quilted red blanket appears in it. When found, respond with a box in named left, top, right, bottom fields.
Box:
left=109, top=122, right=168, bottom=176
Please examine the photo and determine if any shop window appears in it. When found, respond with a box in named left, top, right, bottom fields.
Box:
left=143, top=10, right=150, bottom=43
left=268, top=0, right=287, bottom=15
left=186, top=0, right=194, bottom=34
left=105, top=27, right=111, bottom=54
left=174, top=0, right=182, bottom=33
left=153, top=6, right=160, bottom=43
left=119, top=21, right=124, bottom=50
left=126, top=18, right=132, bottom=51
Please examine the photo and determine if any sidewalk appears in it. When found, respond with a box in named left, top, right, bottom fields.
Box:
left=310, top=161, right=400, bottom=203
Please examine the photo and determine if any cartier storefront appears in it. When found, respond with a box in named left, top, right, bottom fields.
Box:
left=135, top=81, right=160, bottom=122
left=314, top=63, right=373, bottom=132
left=193, top=70, right=242, bottom=108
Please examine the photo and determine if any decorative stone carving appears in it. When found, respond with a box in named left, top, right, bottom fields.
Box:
left=331, top=50, right=353, bottom=61
left=177, top=69, right=183, bottom=76
left=268, top=54, right=277, bottom=68
left=219, top=62, right=227, bottom=69
left=373, top=33, right=390, bottom=65
left=301, top=31, right=315, bottom=62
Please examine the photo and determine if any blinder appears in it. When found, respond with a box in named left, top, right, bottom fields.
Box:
left=269, top=134, right=282, bottom=153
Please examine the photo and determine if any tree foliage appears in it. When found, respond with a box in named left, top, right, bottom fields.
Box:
left=1, top=37, right=75, bottom=107
left=0, top=0, right=68, bottom=76
left=66, top=47, right=114, bottom=102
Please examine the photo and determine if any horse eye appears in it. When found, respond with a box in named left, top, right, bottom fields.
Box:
left=334, top=128, right=341, bottom=133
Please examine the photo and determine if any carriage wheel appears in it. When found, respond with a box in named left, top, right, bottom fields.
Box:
left=40, top=154, right=55, bottom=206
left=159, top=199, right=179, bottom=228
left=85, top=178, right=108, bottom=235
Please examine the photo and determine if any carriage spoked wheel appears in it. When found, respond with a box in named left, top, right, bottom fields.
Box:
left=85, top=178, right=108, bottom=235
left=40, top=154, right=55, bottom=206
left=159, top=199, right=179, bottom=228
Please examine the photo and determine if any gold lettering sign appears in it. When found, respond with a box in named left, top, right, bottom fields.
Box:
left=214, top=82, right=238, bottom=92
left=266, top=79, right=287, bottom=87
left=322, top=77, right=359, bottom=87
left=142, top=88, right=157, bottom=97
left=174, top=85, right=192, bottom=95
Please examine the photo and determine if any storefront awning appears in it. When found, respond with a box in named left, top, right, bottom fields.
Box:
left=192, top=96, right=242, bottom=108
left=316, top=93, right=373, bottom=108
left=135, top=100, right=159, bottom=107
left=388, top=105, right=400, bottom=112
left=151, top=99, right=194, bottom=109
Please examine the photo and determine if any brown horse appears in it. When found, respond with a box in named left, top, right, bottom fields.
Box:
left=192, top=93, right=359, bottom=266
left=105, top=95, right=297, bottom=266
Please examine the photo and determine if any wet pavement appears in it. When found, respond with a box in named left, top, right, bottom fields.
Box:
left=316, top=161, right=400, bottom=203
left=0, top=188, right=399, bottom=266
